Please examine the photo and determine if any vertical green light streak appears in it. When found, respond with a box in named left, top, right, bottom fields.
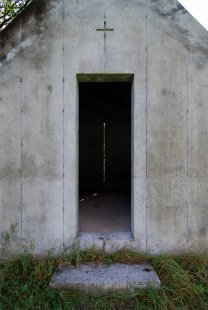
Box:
left=103, top=122, right=106, bottom=182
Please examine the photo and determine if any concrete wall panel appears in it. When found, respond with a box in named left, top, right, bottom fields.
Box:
left=21, top=1, right=64, bottom=253
left=188, top=19, right=208, bottom=250
left=0, top=19, right=22, bottom=255
left=188, top=178, right=208, bottom=251
left=188, top=54, right=208, bottom=177
left=147, top=15, right=188, bottom=178
left=146, top=12, right=188, bottom=251
left=147, top=177, right=187, bottom=252
left=0, top=60, right=21, bottom=255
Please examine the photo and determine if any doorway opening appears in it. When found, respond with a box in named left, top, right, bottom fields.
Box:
left=79, top=82, right=131, bottom=233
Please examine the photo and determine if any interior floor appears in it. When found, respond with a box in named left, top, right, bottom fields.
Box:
left=79, top=192, right=131, bottom=233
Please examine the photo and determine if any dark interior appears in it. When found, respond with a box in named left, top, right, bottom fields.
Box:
left=79, top=82, right=131, bottom=233
left=79, top=82, right=131, bottom=192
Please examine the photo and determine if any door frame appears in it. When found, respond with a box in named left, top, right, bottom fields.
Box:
left=65, top=73, right=147, bottom=251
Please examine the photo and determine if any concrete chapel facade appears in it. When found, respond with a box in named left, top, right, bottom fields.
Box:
left=0, top=0, right=208, bottom=256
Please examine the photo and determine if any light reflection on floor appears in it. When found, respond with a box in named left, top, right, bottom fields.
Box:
left=79, top=192, right=131, bottom=233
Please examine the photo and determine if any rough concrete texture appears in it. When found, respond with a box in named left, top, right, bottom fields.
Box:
left=49, top=264, right=161, bottom=295
left=78, top=232, right=135, bottom=253
left=0, top=0, right=208, bottom=255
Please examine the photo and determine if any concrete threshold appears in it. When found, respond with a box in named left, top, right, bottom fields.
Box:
left=78, top=231, right=135, bottom=252
left=49, top=263, right=161, bottom=296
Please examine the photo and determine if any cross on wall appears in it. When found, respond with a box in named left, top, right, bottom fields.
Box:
left=96, top=20, right=114, bottom=39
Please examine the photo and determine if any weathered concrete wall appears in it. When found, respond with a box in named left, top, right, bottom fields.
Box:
left=146, top=4, right=189, bottom=252
left=0, top=0, right=207, bottom=255
left=0, top=22, right=22, bottom=256
left=0, top=0, right=64, bottom=254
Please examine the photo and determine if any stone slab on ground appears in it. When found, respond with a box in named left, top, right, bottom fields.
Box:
left=49, top=263, right=161, bottom=296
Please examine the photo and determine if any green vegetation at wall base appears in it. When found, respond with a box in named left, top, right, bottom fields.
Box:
left=0, top=249, right=207, bottom=309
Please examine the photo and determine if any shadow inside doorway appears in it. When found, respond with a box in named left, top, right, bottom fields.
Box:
left=79, top=82, right=131, bottom=233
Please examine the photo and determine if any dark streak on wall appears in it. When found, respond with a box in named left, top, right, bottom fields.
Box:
left=0, top=0, right=49, bottom=59
left=156, top=4, right=187, bottom=19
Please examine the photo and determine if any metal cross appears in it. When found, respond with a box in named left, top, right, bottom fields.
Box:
left=96, top=20, right=114, bottom=39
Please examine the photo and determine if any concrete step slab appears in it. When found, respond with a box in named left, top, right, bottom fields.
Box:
left=49, top=263, right=161, bottom=296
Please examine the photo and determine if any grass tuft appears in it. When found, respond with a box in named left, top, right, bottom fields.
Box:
left=0, top=250, right=207, bottom=309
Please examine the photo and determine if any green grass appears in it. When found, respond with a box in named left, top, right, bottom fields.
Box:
left=0, top=249, right=207, bottom=309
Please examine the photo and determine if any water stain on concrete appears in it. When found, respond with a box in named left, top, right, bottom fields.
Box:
left=156, top=4, right=187, bottom=19
left=47, top=85, right=53, bottom=93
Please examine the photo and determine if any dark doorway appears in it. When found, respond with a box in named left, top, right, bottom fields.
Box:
left=79, top=82, right=131, bottom=233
